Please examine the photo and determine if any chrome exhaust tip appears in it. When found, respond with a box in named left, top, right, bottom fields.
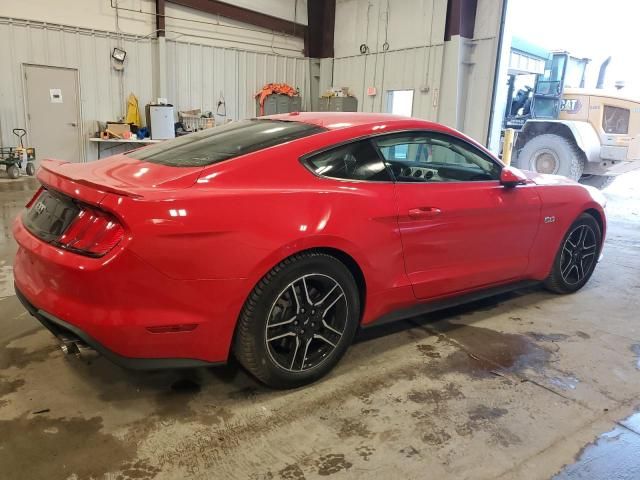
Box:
left=76, top=342, right=99, bottom=362
left=58, top=335, right=97, bottom=361
left=59, top=341, right=80, bottom=356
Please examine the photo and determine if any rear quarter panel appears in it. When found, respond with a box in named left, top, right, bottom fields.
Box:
left=102, top=125, right=416, bottom=323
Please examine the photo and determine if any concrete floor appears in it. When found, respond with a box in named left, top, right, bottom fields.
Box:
left=0, top=172, right=639, bottom=480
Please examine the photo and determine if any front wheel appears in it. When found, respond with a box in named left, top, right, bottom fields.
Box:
left=544, top=213, right=602, bottom=294
left=234, top=252, right=360, bottom=389
left=6, top=165, right=19, bottom=179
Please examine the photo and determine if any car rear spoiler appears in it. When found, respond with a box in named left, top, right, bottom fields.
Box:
left=38, top=159, right=143, bottom=200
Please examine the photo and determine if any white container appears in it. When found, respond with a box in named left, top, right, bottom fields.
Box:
left=148, top=105, right=175, bottom=140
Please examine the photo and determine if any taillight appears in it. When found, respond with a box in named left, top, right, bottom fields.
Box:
left=25, top=187, right=44, bottom=208
left=57, top=207, right=124, bottom=257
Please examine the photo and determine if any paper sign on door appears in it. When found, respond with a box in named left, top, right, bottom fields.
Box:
left=49, top=89, right=63, bottom=103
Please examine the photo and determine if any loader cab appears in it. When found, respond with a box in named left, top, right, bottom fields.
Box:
left=531, top=52, right=590, bottom=119
left=503, top=45, right=590, bottom=130
left=503, top=37, right=550, bottom=130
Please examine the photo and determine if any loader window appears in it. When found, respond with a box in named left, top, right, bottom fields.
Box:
left=603, top=106, right=630, bottom=134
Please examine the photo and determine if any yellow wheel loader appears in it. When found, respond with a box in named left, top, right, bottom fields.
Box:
left=507, top=52, right=640, bottom=189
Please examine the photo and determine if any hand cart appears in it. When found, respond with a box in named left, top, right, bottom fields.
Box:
left=0, top=129, right=36, bottom=179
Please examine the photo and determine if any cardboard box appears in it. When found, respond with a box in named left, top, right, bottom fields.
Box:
left=106, top=123, right=131, bottom=137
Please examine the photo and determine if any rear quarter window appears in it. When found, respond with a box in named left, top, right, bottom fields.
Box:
left=128, top=119, right=325, bottom=167
left=304, top=140, right=392, bottom=182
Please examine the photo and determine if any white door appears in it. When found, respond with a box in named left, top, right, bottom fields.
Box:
left=24, top=65, right=82, bottom=162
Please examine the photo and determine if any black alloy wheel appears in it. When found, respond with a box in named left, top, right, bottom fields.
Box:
left=234, top=252, right=360, bottom=389
left=544, top=213, right=602, bottom=294
left=265, top=273, right=348, bottom=372
left=559, top=224, right=598, bottom=286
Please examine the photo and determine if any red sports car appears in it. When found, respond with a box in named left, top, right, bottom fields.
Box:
left=13, top=113, right=606, bottom=388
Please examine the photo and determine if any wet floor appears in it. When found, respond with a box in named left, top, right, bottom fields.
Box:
left=554, top=413, right=640, bottom=480
left=0, top=173, right=639, bottom=479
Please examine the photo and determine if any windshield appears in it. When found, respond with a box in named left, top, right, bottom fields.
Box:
left=128, top=119, right=325, bottom=167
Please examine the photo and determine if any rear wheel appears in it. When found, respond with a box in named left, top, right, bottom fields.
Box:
left=234, top=252, right=360, bottom=389
left=579, top=174, right=616, bottom=190
left=515, top=134, right=584, bottom=180
left=544, top=213, right=602, bottom=294
left=6, top=165, right=19, bottom=179
left=25, top=162, right=36, bottom=176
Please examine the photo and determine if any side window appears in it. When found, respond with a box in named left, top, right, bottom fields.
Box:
left=602, top=106, right=630, bottom=134
left=305, top=140, right=392, bottom=181
left=375, top=132, right=500, bottom=182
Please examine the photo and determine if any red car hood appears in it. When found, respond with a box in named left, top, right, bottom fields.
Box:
left=39, top=156, right=204, bottom=195
left=520, top=169, right=579, bottom=186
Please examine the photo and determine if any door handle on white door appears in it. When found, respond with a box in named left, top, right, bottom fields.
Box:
left=67, top=122, right=77, bottom=127
left=408, top=207, right=442, bottom=219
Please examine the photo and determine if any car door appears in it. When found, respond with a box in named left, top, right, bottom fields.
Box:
left=374, top=131, right=542, bottom=300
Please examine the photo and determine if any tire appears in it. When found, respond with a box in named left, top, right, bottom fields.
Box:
left=233, top=251, right=361, bottom=389
left=7, top=165, right=19, bottom=179
left=25, top=162, right=36, bottom=176
left=579, top=174, right=616, bottom=190
left=514, top=133, right=584, bottom=180
left=544, top=213, right=602, bottom=294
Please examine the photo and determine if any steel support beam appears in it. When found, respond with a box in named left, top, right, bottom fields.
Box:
left=167, top=0, right=307, bottom=38
left=306, top=0, right=335, bottom=58
left=156, top=0, right=166, bottom=37
left=444, top=0, right=478, bottom=40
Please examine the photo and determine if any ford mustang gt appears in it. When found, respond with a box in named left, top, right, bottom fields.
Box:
left=13, top=112, right=606, bottom=388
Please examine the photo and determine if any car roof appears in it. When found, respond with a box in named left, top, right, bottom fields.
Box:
left=262, top=112, right=498, bottom=160
left=265, top=112, right=446, bottom=131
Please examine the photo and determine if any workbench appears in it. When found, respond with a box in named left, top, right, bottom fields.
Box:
left=89, top=138, right=163, bottom=159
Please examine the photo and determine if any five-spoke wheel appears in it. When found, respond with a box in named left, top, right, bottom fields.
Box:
left=234, top=252, right=360, bottom=389
left=559, top=224, right=597, bottom=285
left=545, top=213, right=602, bottom=294
left=266, top=274, right=348, bottom=372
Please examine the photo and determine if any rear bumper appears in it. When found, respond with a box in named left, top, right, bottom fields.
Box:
left=15, top=286, right=220, bottom=370
left=13, top=216, right=249, bottom=367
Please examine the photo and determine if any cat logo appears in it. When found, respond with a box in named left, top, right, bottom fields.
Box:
left=561, top=99, right=581, bottom=114
left=544, top=216, right=556, bottom=224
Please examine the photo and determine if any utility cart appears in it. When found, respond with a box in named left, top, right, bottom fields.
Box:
left=0, top=129, right=36, bottom=179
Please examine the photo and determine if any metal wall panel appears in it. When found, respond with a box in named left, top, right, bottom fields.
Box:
left=1, top=17, right=308, bottom=162
left=332, top=44, right=444, bottom=121
left=166, top=39, right=309, bottom=120
left=0, top=18, right=155, bottom=161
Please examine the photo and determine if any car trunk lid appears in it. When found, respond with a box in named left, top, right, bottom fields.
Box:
left=22, top=156, right=203, bottom=256
left=38, top=156, right=204, bottom=199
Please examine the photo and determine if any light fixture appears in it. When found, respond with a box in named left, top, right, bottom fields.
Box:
left=112, top=47, right=127, bottom=63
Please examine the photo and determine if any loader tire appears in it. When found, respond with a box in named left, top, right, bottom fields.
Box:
left=579, top=174, right=616, bottom=190
left=515, top=134, right=584, bottom=181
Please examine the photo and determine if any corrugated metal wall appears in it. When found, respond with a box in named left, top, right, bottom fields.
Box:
left=332, top=45, right=444, bottom=120
left=1, top=17, right=309, bottom=162
left=166, top=40, right=309, bottom=120
left=0, top=17, right=155, bottom=161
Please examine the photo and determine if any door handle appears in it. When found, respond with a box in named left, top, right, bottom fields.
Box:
left=408, top=207, right=441, bottom=219
left=67, top=122, right=77, bottom=127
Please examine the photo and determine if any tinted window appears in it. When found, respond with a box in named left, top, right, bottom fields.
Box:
left=602, top=106, right=630, bottom=134
left=305, top=140, right=392, bottom=181
left=376, top=132, right=500, bottom=182
left=128, top=119, right=324, bottom=167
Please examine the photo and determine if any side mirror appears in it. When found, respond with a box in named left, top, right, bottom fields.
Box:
left=500, top=166, right=528, bottom=188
